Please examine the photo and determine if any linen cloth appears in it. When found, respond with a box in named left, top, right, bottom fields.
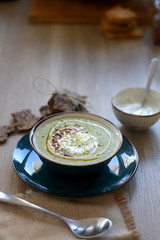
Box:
left=0, top=188, right=140, bottom=240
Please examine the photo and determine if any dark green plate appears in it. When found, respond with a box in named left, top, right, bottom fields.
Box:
left=12, top=133, right=139, bottom=197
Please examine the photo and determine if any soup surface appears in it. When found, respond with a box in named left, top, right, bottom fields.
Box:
left=34, top=117, right=119, bottom=166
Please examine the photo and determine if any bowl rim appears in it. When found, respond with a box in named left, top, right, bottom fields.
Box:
left=29, top=112, right=123, bottom=167
left=111, top=87, right=160, bottom=118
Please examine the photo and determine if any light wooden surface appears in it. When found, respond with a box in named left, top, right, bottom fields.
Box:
left=0, top=1, right=160, bottom=240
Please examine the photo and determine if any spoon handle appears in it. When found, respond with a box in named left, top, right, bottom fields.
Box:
left=0, top=191, right=65, bottom=221
left=142, top=57, right=158, bottom=105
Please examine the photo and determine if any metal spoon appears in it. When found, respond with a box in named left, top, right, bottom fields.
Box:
left=141, top=57, right=158, bottom=106
left=0, top=191, right=112, bottom=238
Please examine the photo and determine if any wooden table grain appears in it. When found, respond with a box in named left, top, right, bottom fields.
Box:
left=0, top=1, right=160, bottom=240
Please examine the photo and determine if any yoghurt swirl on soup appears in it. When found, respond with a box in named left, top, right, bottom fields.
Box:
left=33, top=117, right=119, bottom=165
left=46, top=120, right=111, bottom=160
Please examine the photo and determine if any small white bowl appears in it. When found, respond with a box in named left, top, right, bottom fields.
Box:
left=112, top=88, right=160, bottom=130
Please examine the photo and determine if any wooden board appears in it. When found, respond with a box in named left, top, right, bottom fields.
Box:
left=29, top=0, right=154, bottom=24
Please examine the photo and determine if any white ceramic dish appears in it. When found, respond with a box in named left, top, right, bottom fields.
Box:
left=112, top=87, right=160, bottom=130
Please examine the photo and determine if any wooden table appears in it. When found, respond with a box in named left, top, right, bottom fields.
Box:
left=0, top=1, right=160, bottom=240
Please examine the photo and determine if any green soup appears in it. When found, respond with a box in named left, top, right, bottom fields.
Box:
left=33, top=117, right=119, bottom=166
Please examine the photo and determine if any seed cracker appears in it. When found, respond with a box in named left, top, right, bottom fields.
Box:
left=12, top=109, right=40, bottom=131
left=0, top=90, right=88, bottom=143
left=101, top=19, right=137, bottom=33
left=104, top=27, right=143, bottom=39
left=40, top=92, right=88, bottom=117
left=0, top=125, right=15, bottom=143
left=105, top=5, right=137, bottom=25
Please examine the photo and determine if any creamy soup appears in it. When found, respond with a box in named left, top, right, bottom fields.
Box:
left=33, top=117, right=120, bottom=166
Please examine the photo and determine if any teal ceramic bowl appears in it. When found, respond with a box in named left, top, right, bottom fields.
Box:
left=30, top=112, right=123, bottom=176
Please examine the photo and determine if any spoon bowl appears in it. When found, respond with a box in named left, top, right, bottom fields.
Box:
left=66, top=217, right=112, bottom=238
left=0, top=191, right=112, bottom=238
